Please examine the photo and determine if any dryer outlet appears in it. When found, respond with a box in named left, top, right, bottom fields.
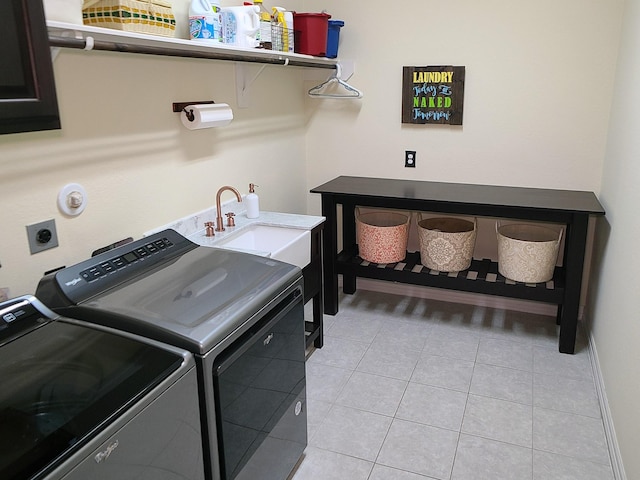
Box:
left=26, top=219, right=59, bottom=254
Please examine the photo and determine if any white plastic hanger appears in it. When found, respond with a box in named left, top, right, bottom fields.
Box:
left=308, top=63, right=363, bottom=99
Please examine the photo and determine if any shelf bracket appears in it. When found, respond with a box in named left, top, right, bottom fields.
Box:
left=49, top=28, right=94, bottom=62
left=235, top=63, right=267, bottom=108
left=303, top=59, right=355, bottom=82
left=50, top=46, right=62, bottom=62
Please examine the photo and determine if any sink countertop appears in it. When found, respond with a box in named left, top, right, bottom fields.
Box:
left=145, top=200, right=325, bottom=255
left=190, top=211, right=324, bottom=252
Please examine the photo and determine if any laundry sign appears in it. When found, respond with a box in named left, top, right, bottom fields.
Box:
left=402, top=66, right=465, bottom=125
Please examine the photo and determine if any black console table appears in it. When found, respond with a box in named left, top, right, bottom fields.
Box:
left=311, top=176, right=605, bottom=354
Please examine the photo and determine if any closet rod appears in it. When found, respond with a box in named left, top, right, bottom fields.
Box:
left=48, top=35, right=338, bottom=70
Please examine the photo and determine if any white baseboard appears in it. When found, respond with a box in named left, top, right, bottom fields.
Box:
left=350, top=277, right=558, bottom=317
left=588, top=334, right=627, bottom=480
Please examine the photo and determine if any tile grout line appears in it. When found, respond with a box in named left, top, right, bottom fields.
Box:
left=531, top=347, right=535, bottom=480
left=448, top=331, right=482, bottom=480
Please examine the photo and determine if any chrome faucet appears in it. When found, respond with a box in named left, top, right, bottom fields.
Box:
left=215, top=185, right=242, bottom=232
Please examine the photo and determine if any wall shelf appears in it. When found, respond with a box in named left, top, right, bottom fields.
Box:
left=47, top=21, right=338, bottom=70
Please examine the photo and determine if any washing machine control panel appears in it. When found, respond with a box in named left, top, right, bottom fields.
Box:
left=79, top=237, right=176, bottom=282
left=36, top=230, right=198, bottom=306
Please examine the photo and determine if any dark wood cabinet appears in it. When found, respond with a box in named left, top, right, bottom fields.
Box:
left=1, top=0, right=60, bottom=135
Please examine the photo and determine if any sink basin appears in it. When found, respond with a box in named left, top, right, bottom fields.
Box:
left=214, top=224, right=310, bottom=269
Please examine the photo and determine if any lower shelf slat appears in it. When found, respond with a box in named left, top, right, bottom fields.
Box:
left=337, top=251, right=565, bottom=305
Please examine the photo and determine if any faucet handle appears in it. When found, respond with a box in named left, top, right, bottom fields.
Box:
left=204, top=221, right=215, bottom=237
left=225, top=212, right=236, bottom=227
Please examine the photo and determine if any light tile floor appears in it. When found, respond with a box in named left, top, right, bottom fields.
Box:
left=290, top=290, right=614, bottom=480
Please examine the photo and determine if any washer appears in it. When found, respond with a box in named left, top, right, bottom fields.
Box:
left=0, top=295, right=204, bottom=480
left=36, top=229, right=307, bottom=480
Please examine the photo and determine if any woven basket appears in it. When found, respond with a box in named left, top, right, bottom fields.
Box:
left=83, top=0, right=176, bottom=37
left=418, top=216, right=476, bottom=272
left=497, top=223, right=562, bottom=283
left=356, top=208, right=410, bottom=264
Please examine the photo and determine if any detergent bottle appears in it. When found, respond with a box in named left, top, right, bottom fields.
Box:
left=189, top=0, right=222, bottom=42
left=271, top=7, right=293, bottom=52
left=221, top=5, right=260, bottom=48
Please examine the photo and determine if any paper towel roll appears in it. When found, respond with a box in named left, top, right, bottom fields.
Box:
left=181, top=103, right=233, bottom=129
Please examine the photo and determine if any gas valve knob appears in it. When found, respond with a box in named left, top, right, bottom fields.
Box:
left=67, top=191, right=84, bottom=209
left=57, top=183, right=87, bottom=216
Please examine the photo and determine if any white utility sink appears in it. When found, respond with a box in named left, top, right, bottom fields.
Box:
left=214, top=224, right=311, bottom=269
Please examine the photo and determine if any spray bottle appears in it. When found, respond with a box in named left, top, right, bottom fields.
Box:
left=253, top=0, right=272, bottom=49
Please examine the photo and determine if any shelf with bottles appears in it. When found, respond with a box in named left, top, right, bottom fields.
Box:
left=47, top=20, right=338, bottom=70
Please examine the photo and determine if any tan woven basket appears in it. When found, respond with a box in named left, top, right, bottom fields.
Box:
left=356, top=208, right=410, bottom=264
left=83, top=0, right=176, bottom=37
left=418, top=216, right=476, bottom=272
left=497, top=223, right=562, bottom=283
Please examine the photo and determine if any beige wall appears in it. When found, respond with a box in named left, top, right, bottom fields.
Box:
left=303, top=0, right=622, bottom=208
left=302, top=0, right=623, bottom=317
left=0, top=0, right=308, bottom=296
left=589, top=0, right=640, bottom=478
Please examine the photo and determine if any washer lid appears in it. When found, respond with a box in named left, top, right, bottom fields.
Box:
left=0, top=296, right=186, bottom=480
left=36, top=230, right=302, bottom=354
left=79, top=247, right=300, bottom=353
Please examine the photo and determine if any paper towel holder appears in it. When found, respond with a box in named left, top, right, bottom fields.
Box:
left=172, top=101, right=215, bottom=122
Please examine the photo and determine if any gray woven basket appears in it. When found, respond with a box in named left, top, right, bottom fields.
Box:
left=418, top=216, right=476, bottom=272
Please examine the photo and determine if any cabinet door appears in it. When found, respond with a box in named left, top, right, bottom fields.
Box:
left=0, top=0, right=60, bottom=135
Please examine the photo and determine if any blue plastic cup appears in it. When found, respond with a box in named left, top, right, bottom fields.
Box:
left=326, top=20, right=344, bottom=58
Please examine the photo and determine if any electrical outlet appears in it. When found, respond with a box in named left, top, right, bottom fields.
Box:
left=405, top=150, right=416, bottom=168
left=26, top=219, right=59, bottom=254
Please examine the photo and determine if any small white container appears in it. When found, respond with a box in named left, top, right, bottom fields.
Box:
left=246, top=183, right=260, bottom=218
left=44, top=0, right=84, bottom=24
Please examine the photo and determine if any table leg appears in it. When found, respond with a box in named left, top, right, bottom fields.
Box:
left=342, top=202, right=357, bottom=294
left=559, top=214, right=589, bottom=354
left=321, top=194, right=339, bottom=315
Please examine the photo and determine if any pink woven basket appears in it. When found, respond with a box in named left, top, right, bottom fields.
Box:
left=356, top=208, right=410, bottom=264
